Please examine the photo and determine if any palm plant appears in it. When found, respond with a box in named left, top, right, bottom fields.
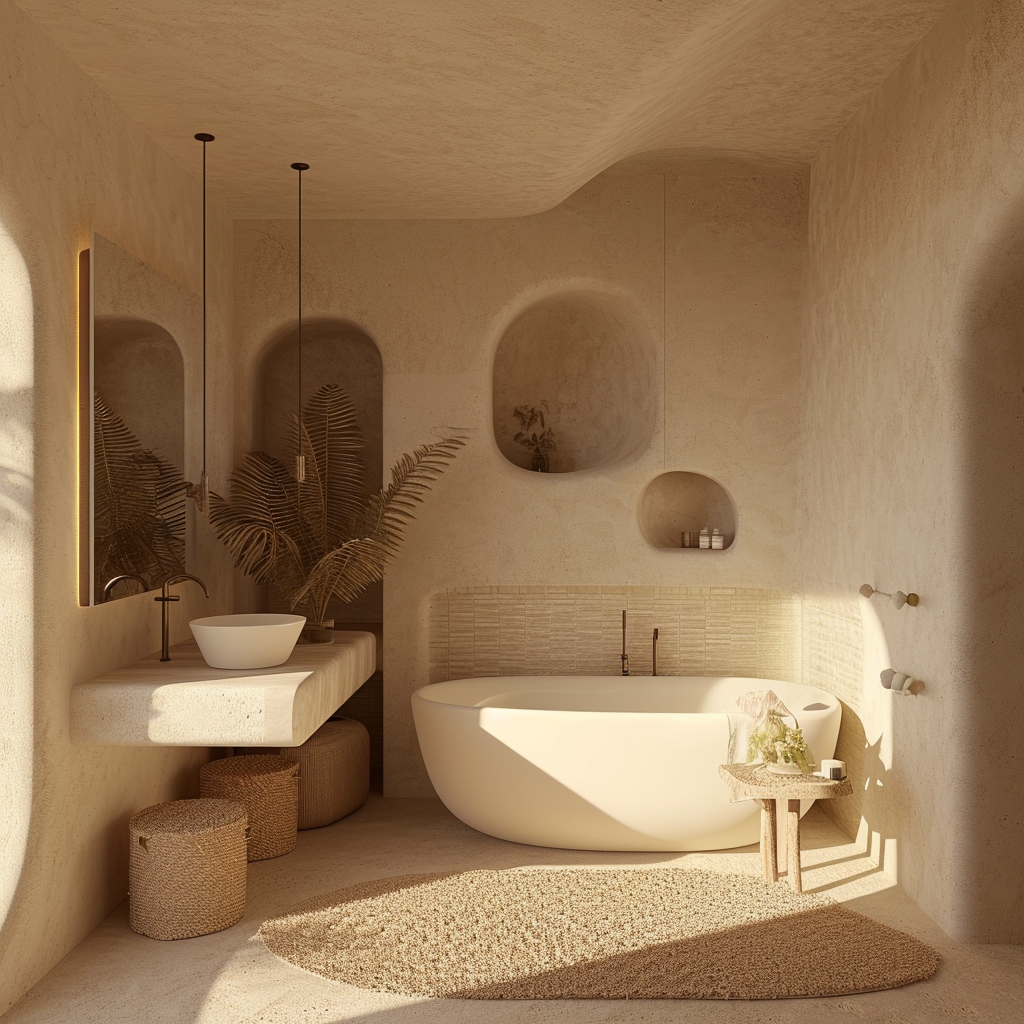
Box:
left=512, top=402, right=556, bottom=471
left=93, top=393, right=186, bottom=600
left=210, top=383, right=464, bottom=625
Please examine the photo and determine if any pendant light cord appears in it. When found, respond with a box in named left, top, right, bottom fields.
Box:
left=292, top=162, right=309, bottom=484
left=195, top=133, right=214, bottom=511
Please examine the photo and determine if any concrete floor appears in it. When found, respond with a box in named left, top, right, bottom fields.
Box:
left=3, top=795, right=1023, bottom=1023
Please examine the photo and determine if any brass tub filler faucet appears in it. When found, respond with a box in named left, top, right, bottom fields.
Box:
left=621, top=610, right=629, bottom=675
left=621, top=610, right=660, bottom=676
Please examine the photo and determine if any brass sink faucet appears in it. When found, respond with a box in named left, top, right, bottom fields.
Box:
left=156, top=573, right=209, bottom=661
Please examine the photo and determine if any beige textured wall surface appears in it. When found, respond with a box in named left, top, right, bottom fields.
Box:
left=0, top=2, right=237, bottom=1012
left=234, top=154, right=808, bottom=799
left=802, top=0, right=1024, bottom=942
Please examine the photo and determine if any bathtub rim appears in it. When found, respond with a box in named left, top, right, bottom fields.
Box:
left=413, top=674, right=841, bottom=720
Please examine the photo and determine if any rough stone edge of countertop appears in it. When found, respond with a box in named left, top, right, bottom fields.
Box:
left=69, top=631, right=376, bottom=747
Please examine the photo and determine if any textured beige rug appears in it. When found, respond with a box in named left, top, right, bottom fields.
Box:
left=258, top=868, right=940, bottom=1000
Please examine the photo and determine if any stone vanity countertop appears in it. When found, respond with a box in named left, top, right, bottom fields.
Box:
left=71, top=632, right=376, bottom=747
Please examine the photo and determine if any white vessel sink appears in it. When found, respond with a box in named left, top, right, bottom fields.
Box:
left=190, top=613, right=306, bottom=669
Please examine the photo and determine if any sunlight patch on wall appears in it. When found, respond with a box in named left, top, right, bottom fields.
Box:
left=0, top=217, right=34, bottom=928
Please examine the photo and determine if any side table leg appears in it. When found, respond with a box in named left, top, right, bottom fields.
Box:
left=787, top=799, right=802, bottom=892
left=760, top=798, right=778, bottom=883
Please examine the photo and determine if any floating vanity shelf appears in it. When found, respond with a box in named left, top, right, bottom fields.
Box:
left=639, top=471, right=737, bottom=550
left=71, top=631, right=376, bottom=746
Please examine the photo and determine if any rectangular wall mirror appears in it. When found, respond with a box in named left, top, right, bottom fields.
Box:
left=79, top=234, right=200, bottom=605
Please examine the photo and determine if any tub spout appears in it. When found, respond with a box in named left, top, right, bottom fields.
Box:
left=621, top=609, right=629, bottom=676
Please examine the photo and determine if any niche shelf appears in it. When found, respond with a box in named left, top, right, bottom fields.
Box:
left=638, top=472, right=737, bottom=550
left=492, top=290, right=657, bottom=473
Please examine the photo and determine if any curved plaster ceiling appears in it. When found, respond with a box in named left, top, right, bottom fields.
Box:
left=16, top=0, right=954, bottom=218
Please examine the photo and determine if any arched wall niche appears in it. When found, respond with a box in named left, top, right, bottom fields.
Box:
left=255, top=316, right=383, bottom=624
left=638, top=471, right=737, bottom=550
left=492, top=289, right=658, bottom=473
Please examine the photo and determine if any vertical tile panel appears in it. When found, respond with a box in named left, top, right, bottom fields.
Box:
left=427, top=592, right=449, bottom=684
left=474, top=593, right=500, bottom=677
left=548, top=593, right=578, bottom=675
left=498, top=592, right=527, bottom=675
left=726, top=592, right=759, bottom=678
left=677, top=594, right=707, bottom=675
left=448, top=591, right=476, bottom=679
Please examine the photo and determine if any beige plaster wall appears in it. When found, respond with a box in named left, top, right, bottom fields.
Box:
left=802, top=0, right=1024, bottom=942
left=0, top=2, right=236, bottom=1012
left=234, top=153, right=808, bottom=798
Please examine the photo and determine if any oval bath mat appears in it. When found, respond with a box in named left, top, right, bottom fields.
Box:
left=258, top=868, right=939, bottom=1000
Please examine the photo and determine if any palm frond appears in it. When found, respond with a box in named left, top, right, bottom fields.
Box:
left=286, top=384, right=365, bottom=550
left=211, top=376, right=465, bottom=616
left=356, top=437, right=466, bottom=560
left=93, top=393, right=186, bottom=597
left=208, top=451, right=311, bottom=602
left=291, top=537, right=389, bottom=620
left=296, top=437, right=463, bottom=613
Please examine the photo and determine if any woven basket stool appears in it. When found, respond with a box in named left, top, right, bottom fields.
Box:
left=129, top=798, right=247, bottom=940
left=199, top=754, right=299, bottom=861
left=280, top=718, right=370, bottom=829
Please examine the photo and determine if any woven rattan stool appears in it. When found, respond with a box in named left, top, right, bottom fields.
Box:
left=200, top=754, right=299, bottom=860
left=280, top=718, right=370, bottom=829
left=129, top=798, right=247, bottom=940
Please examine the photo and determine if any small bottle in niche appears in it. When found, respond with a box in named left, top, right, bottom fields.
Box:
left=699, top=526, right=711, bottom=549
left=681, top=531, right=692, bottom=548
left=711, top=528, right=724, bottom=550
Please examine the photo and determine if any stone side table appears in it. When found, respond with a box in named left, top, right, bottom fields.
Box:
left=718, top=763, right=853, bottom=892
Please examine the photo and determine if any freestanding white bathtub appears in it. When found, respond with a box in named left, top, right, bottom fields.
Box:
left=412, top=676, right=842, bottom=852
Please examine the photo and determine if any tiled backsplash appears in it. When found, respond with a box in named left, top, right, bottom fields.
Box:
left=429, top=586, right=804, bottom=684
left=801, top=594, right=864, bottom=708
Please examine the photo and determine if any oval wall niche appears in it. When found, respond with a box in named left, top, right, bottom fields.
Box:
left=492, top=291, right=657, bottom=473
left=639, top=472, right=737, bottom=550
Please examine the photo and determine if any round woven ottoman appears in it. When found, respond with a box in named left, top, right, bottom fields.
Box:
left=199, top=754, right=299, bottom=860
left=129, top=798, right=247, bottom=940
left=280, top=718, right=370, bottom=829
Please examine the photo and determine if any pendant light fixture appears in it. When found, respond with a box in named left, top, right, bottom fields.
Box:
left=194, top=131, right=215, bottom=514
left=292, top=161, right=309, bottom=484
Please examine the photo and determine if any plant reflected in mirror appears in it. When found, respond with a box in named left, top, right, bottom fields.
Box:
left=93, top=394, right=187, bottom=602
